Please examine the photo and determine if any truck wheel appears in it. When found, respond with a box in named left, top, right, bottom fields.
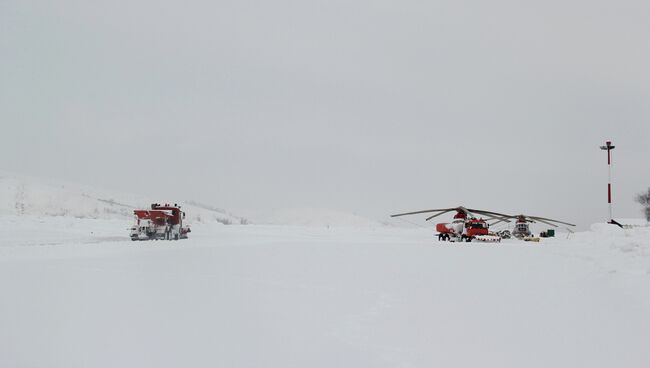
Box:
left=466, top=237, right=472, bottom=242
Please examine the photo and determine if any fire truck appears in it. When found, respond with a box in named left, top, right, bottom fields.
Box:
left=130, top=203, right=191, bottom=241
left=435, top=213, right=500, bottom=242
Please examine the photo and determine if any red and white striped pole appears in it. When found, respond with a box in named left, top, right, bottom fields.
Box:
left=600, top=141, right=615, bottom=223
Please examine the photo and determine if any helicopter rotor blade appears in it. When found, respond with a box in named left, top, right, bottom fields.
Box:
left=480, top=214, right=512, bottom=222
left=527, top=216, right=576, bottom=227
left=466, top=209, right=512, bottom=223
left=425, top=209, right=457, bottom=221
left=466, top=208, right=512, bottom=218
left=488, top=218, right=509, bottom=225
left=391, top=206, right=519, bottom=225
left=531, top=217, right=559, bottom=227
left=390, top=208, right=457, bottom=218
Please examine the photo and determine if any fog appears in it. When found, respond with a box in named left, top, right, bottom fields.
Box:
left=1, top=0, right=649, bottom=228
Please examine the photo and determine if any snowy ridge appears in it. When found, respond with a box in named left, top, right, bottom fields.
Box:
left=0, top=171, right=242, bottom=224
left=0, top=171, right=383, bottom=227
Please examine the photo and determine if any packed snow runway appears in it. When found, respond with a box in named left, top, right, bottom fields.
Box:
left=1, top=216, right=649, bottom=368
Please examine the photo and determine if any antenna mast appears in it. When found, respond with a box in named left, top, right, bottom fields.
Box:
left=599, top=141, right=617, bottom=225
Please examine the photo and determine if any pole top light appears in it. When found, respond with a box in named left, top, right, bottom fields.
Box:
left=600, top=141, right=615, bottom=150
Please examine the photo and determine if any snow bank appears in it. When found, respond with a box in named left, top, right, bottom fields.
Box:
left=582, top=220, right=650, bottom=254
left=543, top=220, right=650, bottom=285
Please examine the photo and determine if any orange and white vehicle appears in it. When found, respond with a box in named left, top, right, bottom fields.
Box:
left=130, top=203, right=191, bottom=241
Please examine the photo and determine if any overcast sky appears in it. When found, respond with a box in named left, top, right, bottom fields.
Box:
left=1, top=0, right=649, bottom=228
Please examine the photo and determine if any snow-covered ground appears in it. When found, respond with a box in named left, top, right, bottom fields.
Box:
left=235, top=207, right=387, bottom=228
left=1, top=214, right=649, bottom=368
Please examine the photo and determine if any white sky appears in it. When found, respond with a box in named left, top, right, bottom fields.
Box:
left=1, top=0, right=649, bottom=228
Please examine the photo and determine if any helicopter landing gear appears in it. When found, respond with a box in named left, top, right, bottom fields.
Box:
left=460, top=235, right=472, bottom=242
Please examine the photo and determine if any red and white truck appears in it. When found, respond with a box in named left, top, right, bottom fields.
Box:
left=130, top=203, right=191, bottom=241
left=436, top=212, right=500, bottom=243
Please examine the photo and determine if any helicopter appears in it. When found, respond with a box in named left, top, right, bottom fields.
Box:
left=391, top=206, right=512, bottom=242
left=490, top=214, right=576, bottom=239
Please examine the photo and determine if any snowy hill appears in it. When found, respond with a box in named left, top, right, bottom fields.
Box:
left=0, top=171, right=383, bottom=227
left=0, top=171, right=244, bottom=224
